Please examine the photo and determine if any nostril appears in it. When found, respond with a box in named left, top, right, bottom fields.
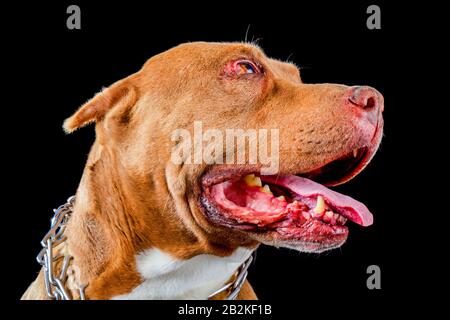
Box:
left=365, top=96, right=376, bottom=109
left=347, top=86, right=383, bottom=126
left=348, top=86, right=380, bottom=110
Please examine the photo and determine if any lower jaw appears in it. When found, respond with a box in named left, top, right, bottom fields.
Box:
left=252, top=229, right=348, bottom=253
left=276, top=237, right=347, bottom=253
left=199, top=195, right=349, bottom=250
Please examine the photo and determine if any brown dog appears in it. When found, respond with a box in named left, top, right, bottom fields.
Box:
left=22, top=42, right=383, bottom=300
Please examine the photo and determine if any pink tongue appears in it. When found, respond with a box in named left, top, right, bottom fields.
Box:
left=261, top=175, right=373, bottom=226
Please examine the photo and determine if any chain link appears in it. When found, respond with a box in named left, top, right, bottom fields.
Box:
left=36, top=195, right=252, bottom=300
left=36, top=196, right=85, bottom=300
left=208, top=254, right=253, bottom=300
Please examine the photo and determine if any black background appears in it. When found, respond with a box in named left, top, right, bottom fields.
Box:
left=4, top=0, right=427, bottom=311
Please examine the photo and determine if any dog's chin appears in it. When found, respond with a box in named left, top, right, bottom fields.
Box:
left=198, top=130, right=382, bottom=253
left=258, top=238, right=347, bottom=254
left=246, top=214, right=349, bottom=253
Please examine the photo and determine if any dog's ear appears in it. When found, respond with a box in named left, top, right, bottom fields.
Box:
left=63, top=77, right=137, bottom=133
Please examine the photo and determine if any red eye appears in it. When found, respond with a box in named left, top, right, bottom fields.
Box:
left=226, top=60, right=261, bottom=76
left=235, top=60, right=260, bottom=75
left=236, top=60, right=259, bottom=74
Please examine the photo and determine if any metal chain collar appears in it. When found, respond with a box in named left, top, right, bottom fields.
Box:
left=208, top=254, right=253, bottom=300
left=36, top=196, right=253, bottom=300
left=36, top=196, right=85, bottom=300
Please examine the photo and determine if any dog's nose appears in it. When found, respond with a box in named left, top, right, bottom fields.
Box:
left=347, top=86, right=384, bottom=126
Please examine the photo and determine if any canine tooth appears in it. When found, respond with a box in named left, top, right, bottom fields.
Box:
left=311, top=208, right=324, bottom=219
left=261, top=185, right=272, bottom=194
left=243, top=174, right=255, bottom=184
left=313, top=196, right=325, bottom=214
left=353, top=149, right=359, bottom=158
left=333, top=213, right=340, bottom=220
left=254, top=177, right=262, bottom=187
left=277, top=195, right=286, bottom=201
left=243, top=174, right=262, bottom=187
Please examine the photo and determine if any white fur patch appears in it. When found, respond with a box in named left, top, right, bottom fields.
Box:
left=112, top=247, right=253, bottom=300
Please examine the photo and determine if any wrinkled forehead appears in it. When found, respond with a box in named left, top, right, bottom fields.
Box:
left=142, top=42, right=301, bottom=82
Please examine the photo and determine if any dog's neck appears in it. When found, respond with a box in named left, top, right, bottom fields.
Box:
left=112, top=247, right=253, bottom=299
left=64, top=143, right=250, bottom=299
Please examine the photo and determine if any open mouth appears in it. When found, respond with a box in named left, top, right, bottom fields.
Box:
left=199, top=143, right=380, bottom=251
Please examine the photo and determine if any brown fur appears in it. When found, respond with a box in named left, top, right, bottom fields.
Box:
left=23, top=42, right=382, bottom=300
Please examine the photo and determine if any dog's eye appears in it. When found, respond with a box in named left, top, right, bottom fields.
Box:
left=234, top=60, right=260, bottom=75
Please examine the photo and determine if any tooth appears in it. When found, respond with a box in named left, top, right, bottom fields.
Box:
left=261, top=185, right=272, bottom=194
left=311, top=211, right=324, bottom=219
left=332, top=213, right=340, bottom=225
left=243, top=174, right=262, bottom=187
left=353, top=149, right=358, bottom=158
left=277, top=195, right=285, bottom=201
left=338, top=216, right=347, bottom=224
left=243, top=174, right=255, bottom=184
left=313, top=196, right=325, bottom=214
left=311, top=207, right=324, bottom=218
left=323, top=210, right=333, bottom=222
left=302, top=212, right=311, bottom=220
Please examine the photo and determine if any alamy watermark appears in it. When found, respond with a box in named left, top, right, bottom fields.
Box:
left=171, top=121, right=280, bottom=175
left=366, top=5, right=381, bottom=30
left=66, top=5, right=81, bottom=30
left=366, top=264, right=381, bottom=289
left=66, top=5, right=380, bottom=31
